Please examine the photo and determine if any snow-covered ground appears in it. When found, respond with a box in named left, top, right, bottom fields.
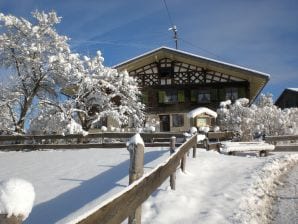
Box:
left=0, top=147, right=297, bottom=224
left=271, top=164, right=298, bottom=224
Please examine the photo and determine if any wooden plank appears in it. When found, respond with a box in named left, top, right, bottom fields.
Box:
left=0, top=132, right=185, bottom=142
left=76, top=135, right=197, bottom=224
left=0, top=143, right=127, bottom=151
left=265, top=135, right=298, bottom=142
left=0, top=142, right=179, bottom=151
left=274, top=145, right=298, bottom=152
left=207, top=143, right=220, bottom=151
left=207, top=131, right=234, bottom=141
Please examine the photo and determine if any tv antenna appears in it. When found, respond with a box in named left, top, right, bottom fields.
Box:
left=162, top=0, right=178, bottom=49
left=168, top=25, right=178, bottom=49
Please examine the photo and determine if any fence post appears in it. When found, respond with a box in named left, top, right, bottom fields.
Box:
left=127, top=137, right=144, bottom=224
left=0, top=215, right=23, bottom=224
left=170, top=136, right=176, bottom=190
left=192, top=135, right=197, bottom=158
left=181, top=153, right=186, bottom=172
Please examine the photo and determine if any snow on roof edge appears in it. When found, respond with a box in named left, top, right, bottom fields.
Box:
left=287, top=88, right=298, bottom=92
left=113, top=46, right=271, bottom=78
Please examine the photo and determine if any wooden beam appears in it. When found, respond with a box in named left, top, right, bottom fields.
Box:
left=274, top=145, right=298, bottom=152
left=0, top=132, right=185, bottom=142
left=265, top=135, right=298, bottom=142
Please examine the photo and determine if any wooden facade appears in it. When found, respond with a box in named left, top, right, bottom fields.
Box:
left=114, top=47, right=270, bottom=132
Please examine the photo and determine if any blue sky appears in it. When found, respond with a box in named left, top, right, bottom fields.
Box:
left=1, top=0, right=297, bottom=100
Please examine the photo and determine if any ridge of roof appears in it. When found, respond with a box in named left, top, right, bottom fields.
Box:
left=113, top=46, right=271, bottom=78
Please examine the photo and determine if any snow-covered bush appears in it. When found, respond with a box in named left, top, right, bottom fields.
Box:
left=217, top=98, right=252, bottom=141
left=0, top=178, right=35, bottom=220
left=217, top=94, right=298, bottom=141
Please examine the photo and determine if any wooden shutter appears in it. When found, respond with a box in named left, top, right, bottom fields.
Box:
left=191, top=90, right=197, bottom=102
left=158, top=90, right=165, bottom=103
left=178, top=90, right=185, bottom=103
left=142, top=91, right=148, bottom=104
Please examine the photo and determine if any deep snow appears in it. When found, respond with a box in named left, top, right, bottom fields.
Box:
left=0, top=147, right=297, bottom=224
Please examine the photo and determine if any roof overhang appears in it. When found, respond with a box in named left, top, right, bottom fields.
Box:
left=114, top=46, right=270, bottom=103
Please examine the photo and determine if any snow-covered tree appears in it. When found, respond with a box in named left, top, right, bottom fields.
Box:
left=111, top=70, right=145, bottom=128
left=0, top=11, right=80, bottom=133
left=68, top=52, right=145, bottom=131
left=0, top=83, right=16, bottom=133
left=28, top=100, right=71, bottom=134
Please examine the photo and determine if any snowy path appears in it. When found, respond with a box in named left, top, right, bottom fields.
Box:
left=142, top=150, right=266, bottom=224
left=271, top=164, right=298, bottom=224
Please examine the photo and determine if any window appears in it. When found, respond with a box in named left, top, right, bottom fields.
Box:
left=198, top=90, right=210, bottom=103
left=159, top=67, right=173, bottom=77
left=196, top=117, right=207, bottom=127
left=172, top=114, right=184, bottom=127
left=160, top=78, right=172, bottom=85
left=226, top=88, right=238, bottom=101
left=158, top=90, right=178, bottom=104
left=191, top=89, right=210, bottom=103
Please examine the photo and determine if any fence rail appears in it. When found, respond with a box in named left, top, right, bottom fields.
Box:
left=265, top=135, right=298, bottom=152
left=0, top=132, right=185, bottom=151
left=0, top=132, right=185, bottom=141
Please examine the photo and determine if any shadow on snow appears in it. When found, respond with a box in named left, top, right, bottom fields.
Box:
left=25, top=148, right=168, bottom=224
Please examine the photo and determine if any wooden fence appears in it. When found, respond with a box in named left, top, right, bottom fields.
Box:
left=265, top=135, right=298, bottom=151
left=0, top=133, right=196, bottom=223
left=0, top=132, right=185, bottom=151
left=74, top=134, right=197, bottom=224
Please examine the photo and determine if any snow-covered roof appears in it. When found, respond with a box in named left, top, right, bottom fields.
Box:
left=187, top=107, right=217, bottom=118
left=113, top=46, right=271, bottom=78
left=287, top=88, right=298, bottom=92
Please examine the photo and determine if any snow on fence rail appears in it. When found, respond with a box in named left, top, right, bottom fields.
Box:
left=0, top=132, right=185, bottom=151
left=265, top=135, right=298, bottom=151
left=71, top=134, right=197, bottom=224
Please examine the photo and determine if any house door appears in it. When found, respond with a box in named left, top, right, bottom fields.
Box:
left=159, top=115, right=170, bottom=132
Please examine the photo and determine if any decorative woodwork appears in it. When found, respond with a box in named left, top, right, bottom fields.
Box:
left=129, top=58, right=245, bottom=87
